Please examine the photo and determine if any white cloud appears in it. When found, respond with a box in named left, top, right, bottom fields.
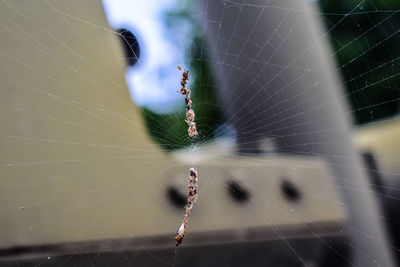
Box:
left=102, top=0, right=186, bottom=112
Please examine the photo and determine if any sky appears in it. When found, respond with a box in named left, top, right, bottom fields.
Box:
left=101, top=0, right=185, bottom=113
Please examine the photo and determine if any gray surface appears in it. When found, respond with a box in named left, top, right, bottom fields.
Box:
left=0, top=237, right=345, bottom=267
left=199, top=0, right=395, bottom=266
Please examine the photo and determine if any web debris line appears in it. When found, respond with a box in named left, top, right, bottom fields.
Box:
left=175, top=66, right=199, bottom=246
left=174, top=168, right=199, bottom=246
left=178, top=66, right=198, bottom=137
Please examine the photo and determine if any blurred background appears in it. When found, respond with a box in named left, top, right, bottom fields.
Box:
left=103, top=0, right=400, bottom=150
left=1, top=0, right=400, bottom=266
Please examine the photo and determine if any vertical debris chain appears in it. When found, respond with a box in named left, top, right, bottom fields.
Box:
left=174, top=168, right=198, bottom=246
left=178, top=66, right=198, bottom=137
left=174, top=66, right=199, bottom=246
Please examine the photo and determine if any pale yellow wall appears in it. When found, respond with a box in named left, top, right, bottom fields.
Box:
left=0, top=0, right=171, bottom=248
left=354, top=117, right=400, bottom=183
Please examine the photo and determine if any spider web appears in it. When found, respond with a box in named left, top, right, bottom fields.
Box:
left=0, top=0, right=399, bottom=266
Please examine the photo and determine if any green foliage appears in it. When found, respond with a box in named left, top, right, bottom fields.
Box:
left=140, top=1, right=226, bottom=152
left=141, top=50, right=226, bottom=152
left=141, top=106, right=190, bottom=151
left=319, top=0, right=400, bottom=124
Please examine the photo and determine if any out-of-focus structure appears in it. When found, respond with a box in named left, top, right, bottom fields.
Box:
left=0, top=0, right=398, bottom=266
